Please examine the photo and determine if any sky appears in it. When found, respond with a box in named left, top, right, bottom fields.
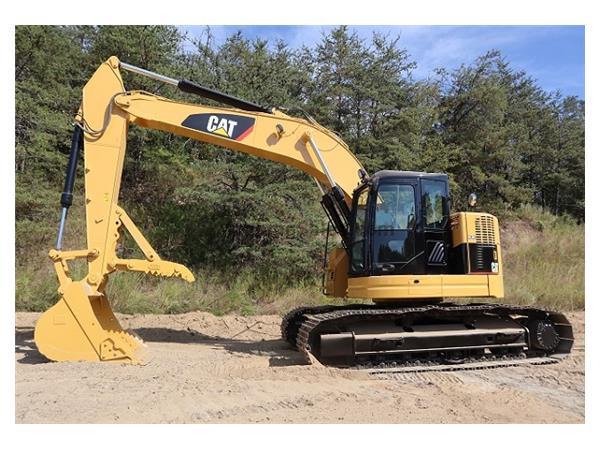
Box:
left=180, top=25, right=585, bottom=99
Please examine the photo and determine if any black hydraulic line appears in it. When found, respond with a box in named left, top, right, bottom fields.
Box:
left=331, top=185, right=351, bottom=220
left=55, top=125, right=83, bottom=249
left=321, top=221, right=331, bottom=294
left=177, top=80, right=271, bottom=113
left=320, top=193, right=351, bottom=250
left=61, top=125, right=83, bottom=209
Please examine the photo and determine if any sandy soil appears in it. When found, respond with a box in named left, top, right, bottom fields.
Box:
left=15, top=311, right=584, bottom=423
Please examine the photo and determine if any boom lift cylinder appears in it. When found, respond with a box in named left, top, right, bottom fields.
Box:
left=120, top=61, right=271, bottom=113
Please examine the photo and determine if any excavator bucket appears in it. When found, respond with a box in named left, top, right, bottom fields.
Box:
left=34, top=281, right=144, bottom=363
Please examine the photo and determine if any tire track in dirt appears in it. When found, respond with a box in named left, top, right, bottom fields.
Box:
left=375, top=371, right=465, bottom=384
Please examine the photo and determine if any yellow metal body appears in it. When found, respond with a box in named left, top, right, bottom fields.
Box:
left=347, top=273, right=503, bottom=301
left=34, top=56, right=365, bottom=363
left=323, top=247, right=349, bottom=297
left=115, top=92, right=364, bottom=203
left=450, top=211, right=501, bottom=247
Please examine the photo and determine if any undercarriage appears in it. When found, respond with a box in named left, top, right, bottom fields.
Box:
left=281, top=303, right=573, bottom=372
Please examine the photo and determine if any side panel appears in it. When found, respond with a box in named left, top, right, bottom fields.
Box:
left=449, top=212, right=503, bottom=275
left=347, top=275, right=442, bottom=299
left=347, top=273, right=503, bottom=301
left=441, top=275, right=491, bottom=297
left=488, top=273, right=505, bottom=298
left=324, top=247, right=349, bottom=297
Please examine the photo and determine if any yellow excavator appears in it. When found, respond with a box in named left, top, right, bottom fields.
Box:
left=34, top=56, right=573, bottom=371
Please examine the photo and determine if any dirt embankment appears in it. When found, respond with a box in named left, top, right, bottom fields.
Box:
left=15, top=311, right=584, bottom=423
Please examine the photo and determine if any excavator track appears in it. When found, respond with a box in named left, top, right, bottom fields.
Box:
left=282, top=303, right=573, bottom=373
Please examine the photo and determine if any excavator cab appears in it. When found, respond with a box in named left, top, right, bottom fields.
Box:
left=348, top=170, right=451, bottom=278
left=322, top=169, right=509, bottom=301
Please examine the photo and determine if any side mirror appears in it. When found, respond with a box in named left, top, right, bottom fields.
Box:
left=358, top=168, right=368, bottom=182
left=468, top=193, right=478, bottom=208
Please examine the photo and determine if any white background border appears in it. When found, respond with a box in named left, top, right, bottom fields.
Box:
left=2, top=0, right=595, bottom=447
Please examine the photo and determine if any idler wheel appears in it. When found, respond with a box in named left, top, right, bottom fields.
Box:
left=528, top=320, right=560, bottom=351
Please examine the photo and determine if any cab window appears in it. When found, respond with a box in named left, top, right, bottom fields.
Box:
left=373, top=183, right=416, bottom=266
left=350, top=188, right=369, bottom=272
left=375, top=184, right=415, bottom=230
left=422, top=180, right=447, bottom=229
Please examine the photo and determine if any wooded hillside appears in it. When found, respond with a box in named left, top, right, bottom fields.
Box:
left=15, top=26, right=585, bottom=312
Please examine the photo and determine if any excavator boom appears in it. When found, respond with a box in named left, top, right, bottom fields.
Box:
left=35, top=56, right=364, bottom=363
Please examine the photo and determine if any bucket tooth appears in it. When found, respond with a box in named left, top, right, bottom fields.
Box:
left=99, top=331, right=145, bottom=362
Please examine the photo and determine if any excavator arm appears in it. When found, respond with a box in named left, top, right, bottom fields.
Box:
left=34, top=56, right=364, bottom=363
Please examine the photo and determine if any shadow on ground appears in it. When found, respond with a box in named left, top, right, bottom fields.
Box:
left=132, top=327, right=305, bottom=367
left=15, top=327, right=50, bottom=365
left=15, top=325, right=304, bottom=367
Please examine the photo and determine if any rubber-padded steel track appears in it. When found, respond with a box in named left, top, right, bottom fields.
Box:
left=281, top=303, right=573, bottom=372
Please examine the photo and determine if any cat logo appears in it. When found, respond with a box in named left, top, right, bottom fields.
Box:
left=181, top=113, right=255, bottom=141
left=207, top=116, right=238, bottom=137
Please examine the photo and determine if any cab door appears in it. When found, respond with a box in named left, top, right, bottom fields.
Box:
left=348, top=186, right=370, bottom=276
left=421, top=178, right=450, bottom=273
left=371, top=181, right=419, bottom=275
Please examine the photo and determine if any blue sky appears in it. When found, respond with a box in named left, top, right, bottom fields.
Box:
left=180, top=25, right=585, bottom=99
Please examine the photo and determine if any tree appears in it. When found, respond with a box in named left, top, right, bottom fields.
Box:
left=14, top=25, right=585, bottom=294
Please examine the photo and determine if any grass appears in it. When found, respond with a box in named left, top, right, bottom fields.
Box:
left=15, top=204, right=584, bottom=315
left=14, top=262, right=334, bottom=316
left=106, top=270, right=278, bottom=316
left=500, top=205, right=584, bottom=310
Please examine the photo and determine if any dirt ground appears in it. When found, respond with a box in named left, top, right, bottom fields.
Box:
left=15, top=311, right=584, bottom=423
